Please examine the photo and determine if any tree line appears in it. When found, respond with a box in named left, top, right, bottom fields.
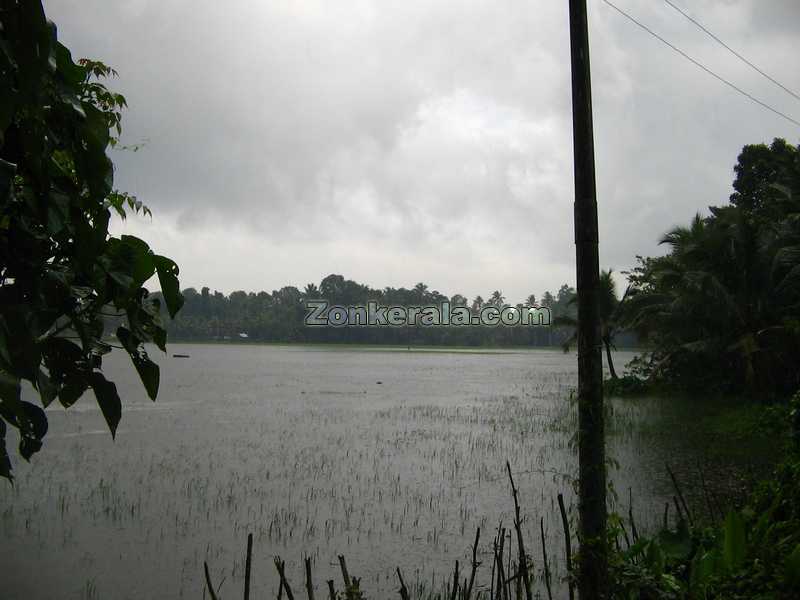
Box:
left=163, top=279, right=604, bottom=347
left=621, top=138, right=800, bottom=400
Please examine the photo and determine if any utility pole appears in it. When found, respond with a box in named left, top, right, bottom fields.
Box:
left=568, top=1, right=608, bottom=598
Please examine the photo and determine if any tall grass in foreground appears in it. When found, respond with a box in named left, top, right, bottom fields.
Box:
left=203, top=461, right=574, bottom=600
left=201, top=452, right=753, bottom=600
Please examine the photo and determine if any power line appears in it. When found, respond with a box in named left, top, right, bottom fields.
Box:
left=599, top=0, right=800, bottom=128
left=662, top=0, right=800, bottom=103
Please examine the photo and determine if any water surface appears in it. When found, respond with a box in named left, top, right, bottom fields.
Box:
left=0, top=344, right=765, bottom=599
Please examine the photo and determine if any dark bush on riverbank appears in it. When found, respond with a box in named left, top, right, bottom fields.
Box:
left=621, top=140, right=800, bottom=401
left=604, top=374, right=650, bottom=397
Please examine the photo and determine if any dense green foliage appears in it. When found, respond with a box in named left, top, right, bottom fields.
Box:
left=162, top=276, right=611, bottom=347
left=623, top=139, right=800, bottom=398
left=609, top=392, right=800, bottom=599
left=0, top=1, right=183, bottom=480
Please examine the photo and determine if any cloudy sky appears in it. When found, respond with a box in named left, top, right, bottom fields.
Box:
left=45, top=0, right=799, bottom=303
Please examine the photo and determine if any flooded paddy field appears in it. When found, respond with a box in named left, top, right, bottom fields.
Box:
left=0, top=345, right=768, bottom=599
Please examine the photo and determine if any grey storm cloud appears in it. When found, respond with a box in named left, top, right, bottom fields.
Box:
left=44, top=0, right=800, bottom=302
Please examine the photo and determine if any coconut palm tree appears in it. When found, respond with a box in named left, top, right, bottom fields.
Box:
left=623, top=159, right=800, bottom=395
left=555, top=270, right=627, bottom=380
left=450, top=294, right=468, bottom=307
left=488, top=290, right=505, bottom=307
left=413, top=282, right=429, bottom=304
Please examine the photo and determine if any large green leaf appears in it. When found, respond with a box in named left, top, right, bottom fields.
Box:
left=786, top=543, right=800, bottom=588
left=106, top=235, right=156, bottom=291
left=644, top=540, right=666, bottom=578
left=657, top=520, right=692, bottom=562
left=0, top=371, right=20, bottom=406
left=17, top=401, right=47, bottom=460
left=0, top=1, right=181, bottom=479
left=690, top=550, right=722, bottom=590
left=35, top=369, right=57, bottom=407
left=723, top=510, right=747, bottom=572
left=135, top=358, right=159, bottom=401
left=116, top=327, right=160, bottom=400
left=122, top=235, right=156, bottom=287
left=58, top=376, right=88, bottom=409
left=0, top=379, right=49, bottom=461
left=90, top=372, right=121, bottom=438
left=154, top=255, right=184, bottom=318
left=54, top=42, right=85, bottom=86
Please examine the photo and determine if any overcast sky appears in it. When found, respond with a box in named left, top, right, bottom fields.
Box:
left=45, top=0, right=799, bottom=303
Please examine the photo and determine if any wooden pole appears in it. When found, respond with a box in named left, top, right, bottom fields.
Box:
left=396, top=568, right=410, bottom=600
left=244, top=532, right=253, bottom=600
left=540, top=517, right=553, bottom=600
left=505, top=462, right=532, bottom=600
left=274, top=557, right=295, bottom=600
left=305, top=556, right=315, bottom=600
left=568, top=0, right=608, bottom=597
left=203, top=562, right=221, bottom=600
left=557, top=493, right=575, bottom=600
left=464, top=527, right=481, bottom=600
